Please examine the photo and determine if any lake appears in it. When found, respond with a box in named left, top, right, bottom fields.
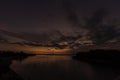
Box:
left=11, top=55, right=120, bottom=80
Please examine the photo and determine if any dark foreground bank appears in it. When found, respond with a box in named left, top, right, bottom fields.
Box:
left=0, top=51, right=35, bottom=80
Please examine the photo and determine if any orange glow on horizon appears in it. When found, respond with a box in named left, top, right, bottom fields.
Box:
left=0, top=43, right=72, bottom=54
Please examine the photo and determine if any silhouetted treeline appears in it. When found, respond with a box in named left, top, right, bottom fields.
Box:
left=0, top=51, right=35, bottom=60
left=73, top=49, right=120, bottom=65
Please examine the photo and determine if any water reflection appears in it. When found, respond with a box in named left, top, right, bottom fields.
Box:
left=11, top=55, right=120, bottom=80
left=11, top=55, right=94, bottom=80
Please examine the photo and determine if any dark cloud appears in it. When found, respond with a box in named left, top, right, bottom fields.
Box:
left=0, top=0, right=119, bottom=35
left=84, top=8, right=119, bottom=44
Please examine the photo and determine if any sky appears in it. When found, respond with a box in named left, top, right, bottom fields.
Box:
left=0, top=0, right=120, bottom=33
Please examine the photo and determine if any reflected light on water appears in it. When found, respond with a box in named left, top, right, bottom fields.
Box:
left=11, top=55, right=95, bottom=80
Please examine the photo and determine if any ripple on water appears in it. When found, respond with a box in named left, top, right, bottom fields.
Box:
left=11, top=55, right=95, bottom=80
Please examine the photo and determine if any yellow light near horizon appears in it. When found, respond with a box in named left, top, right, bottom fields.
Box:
left=28, top=47, right=72, bottom=54
left=0, top=43, right=72, bottom=54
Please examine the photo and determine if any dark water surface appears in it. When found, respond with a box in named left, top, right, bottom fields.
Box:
left=10, top=55, right=120, bottom=80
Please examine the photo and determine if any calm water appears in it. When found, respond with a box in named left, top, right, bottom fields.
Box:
left=11, top=55, right=120, bottom=80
